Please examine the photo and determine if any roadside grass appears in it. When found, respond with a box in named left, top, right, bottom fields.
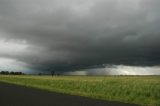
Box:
left=0, top=75, right=159, bottom=106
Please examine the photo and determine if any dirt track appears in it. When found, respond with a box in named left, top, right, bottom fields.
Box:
left=0, top=82, right=139, bottom=106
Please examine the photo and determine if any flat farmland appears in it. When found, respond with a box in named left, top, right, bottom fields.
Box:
left=0, top=75, right=159, bottom=106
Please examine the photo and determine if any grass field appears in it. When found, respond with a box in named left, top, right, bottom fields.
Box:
left=0, top=75, right=159, bottom=106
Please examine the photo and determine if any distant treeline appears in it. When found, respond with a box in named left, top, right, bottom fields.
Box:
left=0, top=71, right=24, bottom=75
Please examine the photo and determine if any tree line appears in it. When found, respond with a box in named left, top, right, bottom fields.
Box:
left=0, top=71, right=24, bottom=75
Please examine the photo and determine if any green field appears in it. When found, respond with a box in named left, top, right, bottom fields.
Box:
left=0, top=75, right=159, bottom=106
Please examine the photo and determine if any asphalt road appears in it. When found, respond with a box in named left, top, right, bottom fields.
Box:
left=0, top=82, right=139, bottom=106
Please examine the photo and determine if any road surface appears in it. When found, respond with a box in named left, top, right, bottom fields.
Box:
left=0, top=82, right=139, bottom=106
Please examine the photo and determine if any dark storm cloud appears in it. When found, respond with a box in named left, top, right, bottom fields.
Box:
left=0, top=0, right=160, bottom=73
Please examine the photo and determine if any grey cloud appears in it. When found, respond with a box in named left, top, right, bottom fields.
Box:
left=64, top=65, right=160, bottom=75
left=0, top=0, right=160, bottom=73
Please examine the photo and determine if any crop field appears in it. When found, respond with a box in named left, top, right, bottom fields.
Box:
left=0, top=75, right=159, bottom=106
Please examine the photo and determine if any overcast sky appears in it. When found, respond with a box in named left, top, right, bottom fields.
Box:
left=0, top=0, right=160, bottom=74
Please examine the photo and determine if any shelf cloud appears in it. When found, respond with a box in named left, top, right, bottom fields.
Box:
left=64, top=65, right=160, bottom=75
left=0, top=0, right=160, bottom=74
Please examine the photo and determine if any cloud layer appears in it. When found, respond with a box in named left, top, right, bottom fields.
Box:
left=64, top=65, right=160, bottom=75
left=0, top=0, right=160, bottom=73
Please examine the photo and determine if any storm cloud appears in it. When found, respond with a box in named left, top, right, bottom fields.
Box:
left=0, top=0, right=160, bottom=74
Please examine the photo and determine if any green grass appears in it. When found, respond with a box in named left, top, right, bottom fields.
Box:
left=0, top=75, right=160, bottom=106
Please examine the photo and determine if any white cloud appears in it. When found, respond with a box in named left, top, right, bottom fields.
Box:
left=0, top=39, right=28, bottom=55
left=0, top=57, right=30, bottom=72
